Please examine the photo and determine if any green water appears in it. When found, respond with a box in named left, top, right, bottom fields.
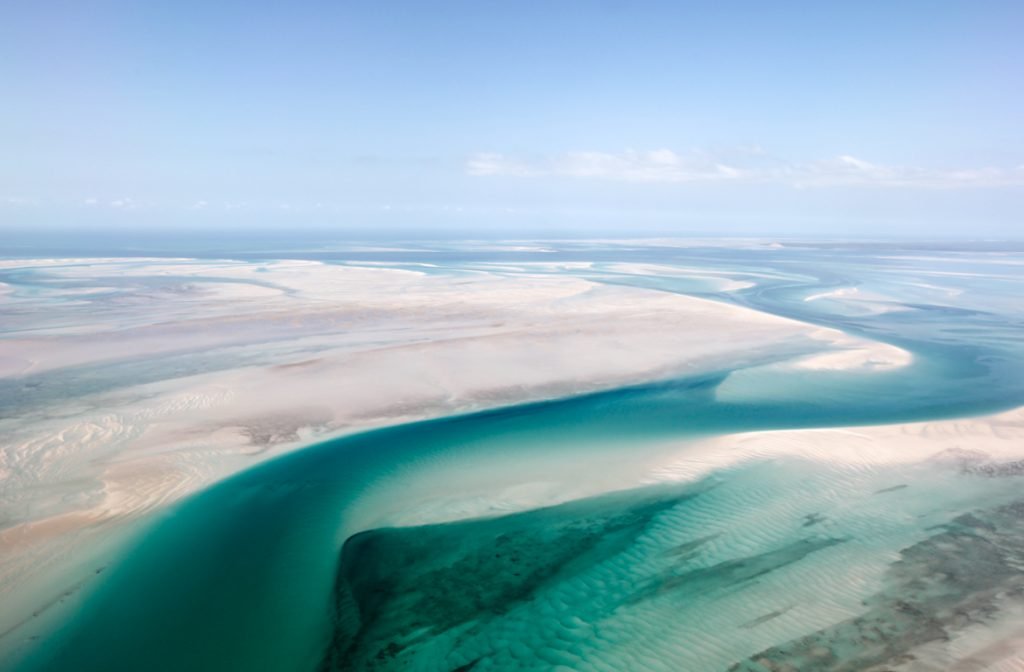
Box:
left=10, top=246, right=1024, bottom=671
left=321, top=465, right=1024, bottom=671
left=16, top=346, right=1023, bottom=671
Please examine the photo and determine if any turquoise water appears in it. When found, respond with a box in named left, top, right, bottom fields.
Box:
left=9, top=243, right=1024, bottom=671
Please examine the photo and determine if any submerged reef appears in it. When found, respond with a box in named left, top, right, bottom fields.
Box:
left=321, top=480, right=1024, bottom=672
left=318, top=485, right=700, bottom=671
left=318, top=480, right=851, bottom=671
left=730, top=500, right=1024, bottom=671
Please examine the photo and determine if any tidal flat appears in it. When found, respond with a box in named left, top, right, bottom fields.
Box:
left=2, top=239, right=1024, bottom=671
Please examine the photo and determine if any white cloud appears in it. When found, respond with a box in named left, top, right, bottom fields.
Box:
left=2, top=196, right=39, bottom=206
left=469, top=149, right=747, bottom=183
left=556, top=149, right=748, bottom=182
left=466, top=152, right=536, bottom=177
left=467, top=149, right=1024, bottom=189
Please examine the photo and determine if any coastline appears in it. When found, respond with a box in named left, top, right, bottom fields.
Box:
left=0, top=256, right=877, bottom=661
left=3, top=246, right=1019, bottom=671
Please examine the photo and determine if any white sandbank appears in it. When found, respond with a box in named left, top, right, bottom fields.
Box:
left=0, top=257, right=909, bottom=652
left=650, top=405, right=1024, bottom=486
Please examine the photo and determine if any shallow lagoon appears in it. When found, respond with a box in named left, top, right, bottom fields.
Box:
left=9, top=241, right=1024, bottom=671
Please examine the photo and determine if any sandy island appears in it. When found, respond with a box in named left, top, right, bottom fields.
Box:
left=0, top=257, right=912, bottom=658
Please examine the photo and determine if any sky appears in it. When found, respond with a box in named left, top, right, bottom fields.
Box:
left=1, top=0, right=1023, bottom=237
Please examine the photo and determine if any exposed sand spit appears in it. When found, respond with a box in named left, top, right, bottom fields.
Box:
left=0, top=257, right=913, bottom=657
left=653, top=406, right=1024, bottom=486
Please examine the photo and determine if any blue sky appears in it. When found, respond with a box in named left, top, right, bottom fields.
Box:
left=2, top=1, right=1022, bottom=236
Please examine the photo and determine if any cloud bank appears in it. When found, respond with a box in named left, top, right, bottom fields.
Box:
left=467, top=150, right=1024, bottom=189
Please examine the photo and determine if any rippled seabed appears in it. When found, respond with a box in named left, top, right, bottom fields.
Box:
left=10, top=240, right=1024, bottom=672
